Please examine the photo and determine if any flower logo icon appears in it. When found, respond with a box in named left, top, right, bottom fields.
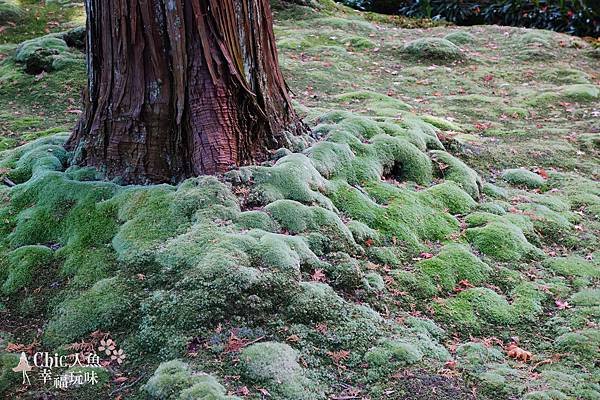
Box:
left=96, top=337, right=126, bottom=365
left=111, top=348, right=126, bottom=364
left=98, top=339, right=115, bottom=356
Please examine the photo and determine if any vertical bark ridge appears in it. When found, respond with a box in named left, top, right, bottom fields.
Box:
left=67, top=0, right=305, bottom=184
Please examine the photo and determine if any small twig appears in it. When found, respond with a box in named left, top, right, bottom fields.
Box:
left=109, top=373, right=146, bottom=397
left=2, top=177, right=15, bottom=187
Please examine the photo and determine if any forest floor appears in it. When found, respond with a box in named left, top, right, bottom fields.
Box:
left=0, top=1, right=598, bottom=400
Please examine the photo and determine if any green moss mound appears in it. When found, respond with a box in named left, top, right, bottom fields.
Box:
left=44, top=277, right=134, bottom=346
left=15, top=34, right=81, bottom=74
left=482, top=183, right=509, bottom=199
left=560, top=84, right=599, bottom=101
left=343, top=36, right=375, bottom=49
left=330, top=180, right=463, bottom=258
left=466, top=221, right=541, bottom=261
left=0, top=0, right=21, bottom=24
left=420, top=115, right=462, bottom=131
left=286, top=282, right=345, bottom=323
left=541, top=68, right=591, bottom=85
left=265, top=199, right=359, bottom=253
left=310, top=16, right=376, bottom=33
left=144, top=360, right=239, bottom=400
left=501, top=168, right=546, bottom=189
left=443, top=31, right=476, bottom=45
left=403, top=38, right=465, bottom=63
left=0, top=353, right=20, bottom=396
left=434, top=283, right=545, bottom=332
left=569, top=288, right=600, bottom=307
left=0, top=89, right=596, bottom=398
left=421, top=181, right=477, bottom=214
left=240, top=342, right=323, bottom=400
left=518, top=31, right=553, bottom=47
left=2, top=245, right=53, bottom=295
left=555, top=328, right=600, bottom=362
left=332, top=91, right=412, bottom=115
left=416, top=244, right=491, bottom=293
left=430, top=150, right=482, bottom=199
left=516, top=203, right=573, bottom=240
left=364, top=317, right=450, bottom=383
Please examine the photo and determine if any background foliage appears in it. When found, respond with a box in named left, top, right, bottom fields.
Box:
left=338, top=0, right=600, bottom=37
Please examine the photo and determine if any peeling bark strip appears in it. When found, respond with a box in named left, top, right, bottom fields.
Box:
left=66, top=0, right=305, bottom=184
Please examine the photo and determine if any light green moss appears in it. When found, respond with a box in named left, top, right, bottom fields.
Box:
left=330, top=180, right=462, bottom=259
left=518, top=31, right=553, bottom=47
left=240, top=342, right=323, bottom=400
left=527, top=193, right=571, bottom=213
left=482, top=183, right=509, bottom=199
left=144, top=360, right=239, bottom=400
left=541, top=68, right=591, bottom=85
left=466, top=221, right=541, bottom=261
left=265, top=199, right=358, bottom=253
left=235, top=210, right=279, bottom=232
left=516, top=203, right=573, bottom=240
left=136, top=230, right=319, bottom=356
left=502, top=168, right=546, bottom=189
left=421, top=181, right=477, bottom=214
left=569, top=288, right=600, bottom=307
left=477, top=365, right=523, bottom=397
left=560, top=84, right=599, bottom=101
left=286, top=282, right=345, bottom=323
left=0, top=0, right=21, bottom=24
left=365, top=338, right=424, bottom=371
left=0, top=353, right=20, bottom=396
left=112, top=176, right=239, bottom=267
left=368, top=246, right=403, bottom=267
left=554, top=329, right=600, bottom=362
left=338, top=116, right=386, bottom=139
left=403, top=38, right=464, bottom=63
left=228, top=154, right=332, bottom=209
left=44, top=277, right=133, bottom=346
left=324, top=252, right=364, bottom=289
left=0, top=134, right=70, bottom=182
left=435, top=283, right=545, bottom=332
left=543, top=256, right=600, bottom=278
left=416, top=244, right=491, bottom=293
left=524, top=390, right=569, bottom=400
left=477, top=202, right=507, bottom=215
left=370, top=135, right=433, bottom=185
left=390, top=116, right=444, bottom=150
left=333, top=91, right=412, bottom=113
left=365, top=318, right=450, bottom=381
left=2, top=245, right=53, bottom=295
left=389, top=269, right=437, bottom=298
left=465, top=211, right=535, bottom=237
left=347, top=220, right=380, bottom=245
left=430, top=150, right=482, bottom=199
left=443, top=31, right=476, bottom=45
left=309, top=17, right=376, bottom=33
left=343, top=36, right=375, bottom=49
left=456, top=342, right=504, bottom=369
left=363, top=271, right=385, bottom=291
left=14, top=34, right=79, bottom=73
left=420, top=115, right=462, bottom=131
left=1, top=147, right=121, bottom=289
left=293, top=303, right=384, bottom=352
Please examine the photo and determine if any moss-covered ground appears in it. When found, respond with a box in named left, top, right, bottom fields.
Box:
left=0, top=1, right=598, bottom=399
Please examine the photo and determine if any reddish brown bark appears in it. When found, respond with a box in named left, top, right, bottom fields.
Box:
left=66, top=0, right=305, bottom=184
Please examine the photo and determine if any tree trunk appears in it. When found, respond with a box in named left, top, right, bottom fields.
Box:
left=66, top=0, right=305, bottom=184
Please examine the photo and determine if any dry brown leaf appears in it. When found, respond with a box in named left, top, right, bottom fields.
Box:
left=507, top=343, right=532, bottom=363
